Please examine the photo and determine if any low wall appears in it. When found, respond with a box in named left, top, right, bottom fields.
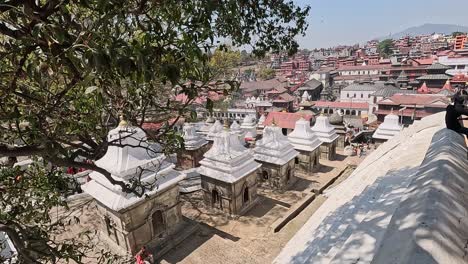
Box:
left=372, top=129, right=468, bottom=264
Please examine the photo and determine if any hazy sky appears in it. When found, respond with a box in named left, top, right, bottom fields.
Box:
left=294, top=0, right=468, bottom=49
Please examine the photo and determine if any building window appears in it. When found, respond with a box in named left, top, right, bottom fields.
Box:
left=354, top=94, right=356, bottom=98
left=262, top=171, right=269, bottom=180
left=361, top=94, right=363, bottom=98
left=151, top=210, right=165, bottom=236
left=368, top=94, right=371, bottom=98
left=295, top=157, right=299, bottom=164
left=347, top=93, right=349, bottom=98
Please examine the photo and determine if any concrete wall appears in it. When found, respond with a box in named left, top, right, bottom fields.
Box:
left=319, top=140, right=337, bottom=161
left=372, top=129, right=468, bottom=264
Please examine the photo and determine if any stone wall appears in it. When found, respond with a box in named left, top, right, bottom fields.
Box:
left=319, top=140, right=337, bottom=161
left=95, top=184, right=182, bottom=254
left=257, top=159, right=296, bottom=191
left=295, top=148, right=320, bottom=174
left=176, top=144, right=210, bottom=170
left=201, top=170, right=258, bottom=215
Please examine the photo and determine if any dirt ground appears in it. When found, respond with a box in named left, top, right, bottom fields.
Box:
left=159, top=150, right=368, bottom=264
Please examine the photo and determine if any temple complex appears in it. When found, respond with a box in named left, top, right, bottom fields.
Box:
left=240, top=115, right=257, bottom=141
left=372, top=111, right=403, bottom=144
left=417, top=63, right=452, bottom=91
left=311, top=115, right=339, bottom=160
left=82, top=118, right=185, bottom=254
left=198, top=126, right=261, bottom=215
left=253, top=123, right=299, bottom=191
left=287, top=118, right=322, bottom=173
left=177, top=123, right=209, bottom=170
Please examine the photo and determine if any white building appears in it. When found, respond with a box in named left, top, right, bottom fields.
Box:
left=254, top=124, right=299, bottom=190
left=199, top=127, right=261, bottom=215
left=340, top=83, right=382, bottom=103
left=438, top=56, right=468, bottom=75
left=311, top=115, right=340, bottom=160
left=288, top=118, right=322, bottom=173
left=82, top=118, right=185, bottom=254
left=372, top=112, right=403, bottom=143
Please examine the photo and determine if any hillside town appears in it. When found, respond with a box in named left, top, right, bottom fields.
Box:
left=1, top=2, right=468, bottom=264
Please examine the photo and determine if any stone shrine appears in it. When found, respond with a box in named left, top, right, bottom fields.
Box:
left=329, top=112, right=346, bottom=149
left=288, top=118, right=322, bottom=173
left=82, top=118, right=185, bottom=255
left=199, top=126, right=261, bottom=215
left=311, top=115, right=340, bottom=160
left=177, top=123, right=209, bottom=170
left=254, top=124, right=299, bottom=191
left=198, top=116, right=215, bottom=137
left=206, top=119, right=223, bottom=141
left=230, top=120, right=245, bottom=141
left=372, top=111, right=402, bottom=144
left=240, top=115, right=257, bottom=140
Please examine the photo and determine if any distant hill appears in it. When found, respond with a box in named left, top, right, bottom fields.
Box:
left=377, top=23, right=468, bottom=40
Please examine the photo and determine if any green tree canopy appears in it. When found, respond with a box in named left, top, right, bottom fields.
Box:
left=0, top=0, right=310, bottom=262
left=258, top=67, right=276, bottom=80
left=378, top=39, right=394, bottom=58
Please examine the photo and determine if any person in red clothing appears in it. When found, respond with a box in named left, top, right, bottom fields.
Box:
left=135, top=246, right=153, bottom=264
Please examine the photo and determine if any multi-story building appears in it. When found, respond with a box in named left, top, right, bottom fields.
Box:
left=454, top=35, right=468, bottom=50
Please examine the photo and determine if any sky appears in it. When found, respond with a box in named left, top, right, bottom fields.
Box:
left=294, top=0, right=468, bottom=49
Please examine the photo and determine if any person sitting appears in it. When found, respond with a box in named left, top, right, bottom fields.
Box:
left=445, top=91, right=468, bottom=137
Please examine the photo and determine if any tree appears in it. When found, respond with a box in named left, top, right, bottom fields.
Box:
left=0, top=0, right=310, bottom=262
left=378, top=39, right=394, bottom=58
left=452, top=31, right=466, bottom=37
left=209, top=46, right=241, bottom=77
left=258, top=67, right=276, bottom=80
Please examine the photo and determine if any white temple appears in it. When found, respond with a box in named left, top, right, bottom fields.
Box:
left=257, top=114, right=266, bottom=130
left=206, top=119, right=223, bottom=141
left=183, top=123, right=208, bottom=150
left=199, top=126, right=261, bottom=214
left=288, top=118, right=322, bottom=152
left=301, top=91, right=310, bottom=102
left=199, top=128, right=260, bottom=183
left=254, top=125, right=298, bottom=166
left=311, top=115, right=339, bottom=144
left=372, top=112, right=402, bottom=141
left=82, top=120, right=184, bottom=211
left=230, top=120, right=245, bottom=140
left=240, top=115, right=257, bottom=139
left=198, top=116, right=215, bottom=136
left=311, top=115, right=340, bottom=160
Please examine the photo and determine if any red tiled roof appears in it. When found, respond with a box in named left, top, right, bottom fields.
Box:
left=451, top=74, right=468, bottom=83
left=415, top=58, right=434, bottom=65
left=374, top=109, right=434, bottom=119
left=142, top=117, right=185, bottom=131
left=377, top=94, right=449, bottom=107
left=312, top=101, right=369, bottom=109
left=264, top=112, right=314, bottom=129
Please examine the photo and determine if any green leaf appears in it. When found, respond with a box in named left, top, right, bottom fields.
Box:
left=85, top=86, right=98, bottom=94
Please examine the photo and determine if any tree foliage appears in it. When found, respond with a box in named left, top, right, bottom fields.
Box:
left=0, top=0, right=310, bottom=262
left=257, top=67, right=276, bottom=80
left=378, top=39, right=394, bottom=58
left=209, top=46, right=241, bottom=77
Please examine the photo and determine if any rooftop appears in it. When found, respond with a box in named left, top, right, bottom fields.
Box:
left=264, top=112, right=314, bottom=130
